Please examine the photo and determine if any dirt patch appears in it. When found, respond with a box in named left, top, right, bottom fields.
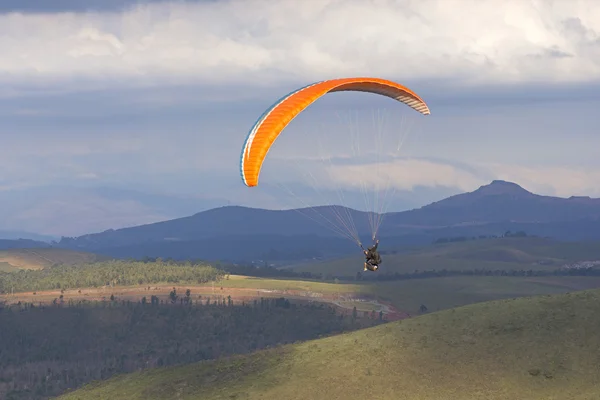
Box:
left=1, top=285, right=410, bottom=321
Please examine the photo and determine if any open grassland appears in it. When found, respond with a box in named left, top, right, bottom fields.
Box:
left=216, top=274, right=600, bottom=314
left=0, top=248, right=108, bottom=270
left=220, top=274, right=358, bottom=292
left=361, top=276, right=600, bottom=313
left=0, top=262, right=19, bottom=273
left=219, top=274, right=600, bottom=314
left=60, top=288, right=600, bottom=400
left=292, top=237, right=600, bottom=275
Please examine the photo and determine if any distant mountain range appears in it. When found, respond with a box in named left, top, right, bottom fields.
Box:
left=0, top=185, right=228, bottom=237
left=0, top=239, right=52, bottom=251
left=46, top=180, right=600, bottom=263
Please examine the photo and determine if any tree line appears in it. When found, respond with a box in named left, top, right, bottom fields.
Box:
left=2, top=257, right=597, bottom=295
left=432, top=231, right=529, bottom=244
left=0, top=260, right=223, bottom=294
left=0, top=294, right=383, bottom=400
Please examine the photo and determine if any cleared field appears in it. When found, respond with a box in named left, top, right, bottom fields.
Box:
left=59, top=288, right=600, bottom=400
left=292, top=237, right=600, bottom=275
left=0, top=248, right=109, bottom=270
left=6, top=273, right=600, bottom=316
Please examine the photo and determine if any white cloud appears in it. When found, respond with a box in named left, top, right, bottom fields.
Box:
left=0, top=0, right=599, bottom=91
left=489, top=163, right=600, bottom=197
left=326, top=158, right=486, bottom=192
left=294, top=157, right=600, bottom=198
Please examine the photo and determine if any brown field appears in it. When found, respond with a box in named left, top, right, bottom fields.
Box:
left=0, top=248, right=108, bottom=270
left=1, top=282, right=408, bottom=321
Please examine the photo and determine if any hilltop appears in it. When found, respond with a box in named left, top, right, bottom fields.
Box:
left=396, top=179, right=600, bottom=225
left=54, top=180, right=600, bottom=262
left=60, top=288, right=600, bottom=400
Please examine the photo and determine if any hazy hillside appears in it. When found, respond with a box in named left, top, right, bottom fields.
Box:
left=89, top=234, right=357, bottom=263
left=0, top=248, right=108, bottom=270
left=55, top=180, right=600, bottom=262
left=0, top=239, right=51, bottom=251
left=60, top=289, right=600, bottom=400
left=0, top=230, right=57, bottom=242
left=292, top=236, right=600, bottom=276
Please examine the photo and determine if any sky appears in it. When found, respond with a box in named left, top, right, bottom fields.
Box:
left=1, top=0, right=600, bottom=236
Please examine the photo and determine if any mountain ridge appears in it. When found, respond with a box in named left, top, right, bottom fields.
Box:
left=52, top=180, right=600, bottom=262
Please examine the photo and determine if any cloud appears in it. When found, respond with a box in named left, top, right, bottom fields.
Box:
left=0, top=0, right=186, bottom=14
left=0, top=0, right=599, bottom=93
left=489, top=163, right=600, bottom=197
left=292, top=156, right=600, bottom=198
left=0, top=0, right=598, bottom=222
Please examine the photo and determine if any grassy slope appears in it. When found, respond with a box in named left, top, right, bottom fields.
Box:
left=292, top=237, right=600, bottom=275
left=0, top=248, right=108, bottom=270
left=60, top=288, right=600, bottom=400
left=358, top=276, right=600, bottom=313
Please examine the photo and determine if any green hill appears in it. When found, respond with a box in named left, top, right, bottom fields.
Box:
left=0, top=248, right=109, bottom=270
left=60, top=288, right=600, bottom=400
left=292, top=237, right=600, bottom=276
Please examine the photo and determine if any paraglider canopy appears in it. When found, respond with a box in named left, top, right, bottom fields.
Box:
left=240, top=77, right=430, bottom=187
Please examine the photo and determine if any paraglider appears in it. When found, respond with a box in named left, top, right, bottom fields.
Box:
left=362, top=239, right=381, bottom=272
left=240, top=77, right=430, bottom=270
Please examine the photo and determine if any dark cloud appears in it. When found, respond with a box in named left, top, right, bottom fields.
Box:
left=528, top=46, right=573, bottom=60
left=0, top=0, right=215, bottom=14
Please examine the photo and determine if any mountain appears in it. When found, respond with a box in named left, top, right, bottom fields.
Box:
left=56, top=180, right=600, bottom=262
left=0, top=239, right=51, bottom=251
left=59, top=205, right=371, bottom=247
left=385, top=180, right=600, bottom=227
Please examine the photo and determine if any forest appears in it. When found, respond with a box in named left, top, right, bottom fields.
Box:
left=0, top=295, right=383, bottom=400
left=3, top=258, right=599, bottom=295
left=0, top=260, right=224, bottom=293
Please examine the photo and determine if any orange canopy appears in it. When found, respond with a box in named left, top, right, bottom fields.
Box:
left=240, top=77, right=430, bottom=187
